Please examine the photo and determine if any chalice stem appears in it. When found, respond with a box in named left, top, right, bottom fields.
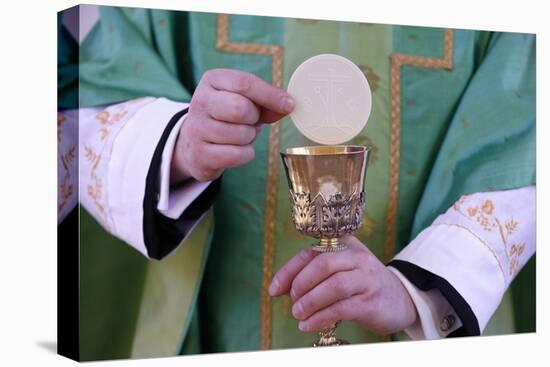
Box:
left=313, top=321, right=349, bottom=346
left=313, top=238, right=347, bottom=253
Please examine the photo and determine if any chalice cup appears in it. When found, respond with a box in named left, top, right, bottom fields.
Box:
left=280, top=145, right=370, bottom=346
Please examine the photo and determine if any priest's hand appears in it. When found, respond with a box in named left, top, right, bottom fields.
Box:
left=269, top=236, right=418, bottom=334
left=170, top=69, right=295, bottom=183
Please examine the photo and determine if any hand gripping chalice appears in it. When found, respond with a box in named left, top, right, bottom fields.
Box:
left=281, top=145, right=370, bottom=346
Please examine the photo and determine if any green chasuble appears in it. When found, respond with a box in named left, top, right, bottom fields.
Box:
left=58, top=6, right=535, bottom=360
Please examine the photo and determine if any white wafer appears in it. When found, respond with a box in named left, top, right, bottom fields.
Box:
left=287, top=54, right=372, bottom=145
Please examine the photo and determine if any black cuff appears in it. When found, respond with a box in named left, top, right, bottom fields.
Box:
left=142, top=108, right=220, bottom=260
left=388, top=259, right=481, bottom=337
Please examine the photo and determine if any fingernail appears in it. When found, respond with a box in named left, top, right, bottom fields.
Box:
left=283, top=95, right=295, bottom=113
left=292, top=302, right=304, bottom=319
left=269, top=278, right=280, bottom=296
left=298, top=322, right=307, bottom=332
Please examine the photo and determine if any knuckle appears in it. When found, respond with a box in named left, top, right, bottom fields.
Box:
left=330, top=274, right=347, bottom=296
left=202, top=68, right=218, bottom=83
left=363, top=264, right=377, bottom=281
left=227, top=146, right=255, bottom=166
left=233, top=73, right=252, bottom=93
left=221, top=150, right=239, bottom=168
left=358, top=291, right=373, bottom=306
left=202, top=69, right=213, bottom=80
left=232, top=124, right=255, bottom=140
left=229, top=99, right=247, bottom=121
left=277, top=266, right=290, bottom=284
left=221, top=147, right=250, bottom=168
left=357, top=246, right=372, bottom=258
left=277, top=91, right=288, bottom=110
left=190, top=94, right=209, bottom=113
left=298, top=248, right=313, bottom=263
left=353, top=248, right=371, bottom=266
left=300, top=297, right=315, bottom=315
left=355, top=294, right=377, bottom=321
left=318, top=256, right=333, bottom=274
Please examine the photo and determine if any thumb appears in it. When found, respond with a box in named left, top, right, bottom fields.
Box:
left=260, top=106, right=293, bottom=124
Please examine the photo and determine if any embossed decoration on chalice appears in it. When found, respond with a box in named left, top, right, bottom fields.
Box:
left=289, top=190, right=365, bottom=252
left=281, top=145, right=369, bottom=253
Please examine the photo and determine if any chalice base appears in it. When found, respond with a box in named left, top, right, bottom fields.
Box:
left=313, top=338, right=350, bottom=347
left=312, top=322, right=350, bottom=347
left=312, top=238, right=346, bottom=253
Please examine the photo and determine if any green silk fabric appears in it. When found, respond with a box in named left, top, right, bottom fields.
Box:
left=58, top=6, right=535, bottom=360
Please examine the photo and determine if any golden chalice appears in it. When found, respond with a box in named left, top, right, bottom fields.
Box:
left=280, top=145, right=370, bottom=346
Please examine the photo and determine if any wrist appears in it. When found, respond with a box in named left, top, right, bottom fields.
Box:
left=389, top=266, right=420, bottom=331
left=170, top=135, right=192, bottom=185
left=403, top=292, right=419, bottom=330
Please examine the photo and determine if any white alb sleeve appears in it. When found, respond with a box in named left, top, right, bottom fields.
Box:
left=389, top=186, right=535, bottom=339
left=76, top=97, right=189, bottom=257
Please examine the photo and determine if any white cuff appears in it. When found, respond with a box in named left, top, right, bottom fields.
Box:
left=393, top=223, right=506, bottom=333
left=157, top=111, right=212, bottom=220
left=388, top=267, right=462, bottom=339
left=107, top=98, right=188, bottom=257
left=391, top=186, right=535, bottom=335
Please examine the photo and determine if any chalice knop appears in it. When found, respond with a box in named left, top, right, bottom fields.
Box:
left=281, top=145, right=370, bottom=346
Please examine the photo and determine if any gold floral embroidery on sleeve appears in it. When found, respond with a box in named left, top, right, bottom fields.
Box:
left=84, top=145, right=110, bottom=230
left=96, top=109, right=128, bottom=128
left=58, top=145, right=76, bottom=214
left=99, top=127, right=109, bottom=140
left=508, top=242, right=525, bottom=275
left=82, top=97, right=155, bottom=233
left=505, top=218, right=519, bottom=235
left=453, top=194, right=524, bottom=277
left=84, top=102, right=133, bottom=231
left=96, top=99, right=141, bottom=139
left=454, top=197, right=496, bottom=231
left=57, top=113, right=66, bottom=143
